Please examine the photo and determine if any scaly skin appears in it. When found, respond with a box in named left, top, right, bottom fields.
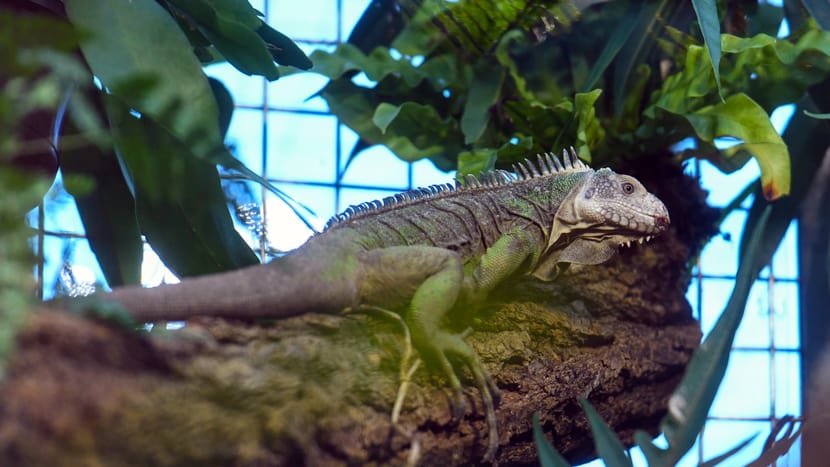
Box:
left=89, top=148, right=670, bottom=462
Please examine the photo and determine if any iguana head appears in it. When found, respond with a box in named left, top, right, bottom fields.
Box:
left=533, top=167, right=669, bottom=280
left=559, top=167, right=670, bottom=242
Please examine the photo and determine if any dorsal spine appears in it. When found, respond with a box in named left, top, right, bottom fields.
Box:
left=324, top=147, right=589, bottom=230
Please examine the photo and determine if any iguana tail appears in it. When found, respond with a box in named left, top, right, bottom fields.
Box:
left=104, top=254, right=358, bottom=323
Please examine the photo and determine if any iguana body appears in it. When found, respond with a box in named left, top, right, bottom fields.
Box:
left=98, top=149, right=670, bottom=461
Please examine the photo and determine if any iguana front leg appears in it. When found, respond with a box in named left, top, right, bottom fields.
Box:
left=356, top=246, right=474, bottom=411
left=357, top=231, right=540, bottom=461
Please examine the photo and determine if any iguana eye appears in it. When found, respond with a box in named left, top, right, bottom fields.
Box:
left=622, top=182, right=635, bottom=194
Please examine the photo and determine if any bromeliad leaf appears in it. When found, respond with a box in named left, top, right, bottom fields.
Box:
left=804, top=110, right=830, bottom=119
left=660, top=206, right=772, bottom=463
left=532, top=413, right=571, bottom=467
left=699, top=433, right=757, bottom=467
left=580, top=399, right=633, bottom=467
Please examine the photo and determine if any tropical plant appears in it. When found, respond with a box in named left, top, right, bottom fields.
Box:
left=287, top=0, right=830, bottom=464
left=2, top=0, right=313, bottom=292
left=2, top=0, right=827, bottom=464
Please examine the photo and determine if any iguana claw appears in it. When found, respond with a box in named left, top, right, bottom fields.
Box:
left=414, top=330, right=500, bottom=462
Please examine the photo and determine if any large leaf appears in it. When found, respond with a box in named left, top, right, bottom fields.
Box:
left=720, top=30, right=830, bottom=110
left=67, top=0, right=314, bottom=229
left=307, top=44, right=463, bottom=91
left=105, top=97, right=258, bottom=277
left=322, top=78, right=462, bottom=170
left=681, top=93, right=790, bottom=199
left=59, top=90, right=142, bottom=287
left=66, top=0, right=224, bottom=159
left=166, top=0, right=280, bottom=79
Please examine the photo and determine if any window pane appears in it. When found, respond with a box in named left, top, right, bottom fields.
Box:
left=267, top=113, right=338, bottom=182
left=711, top=351, right=771, bottom=418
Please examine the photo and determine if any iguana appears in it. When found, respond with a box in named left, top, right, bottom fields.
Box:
left=81, top=148, right=670, bottom=462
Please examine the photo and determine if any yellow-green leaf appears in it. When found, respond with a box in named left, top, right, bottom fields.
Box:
left=682, top=93, right=790, bottom=199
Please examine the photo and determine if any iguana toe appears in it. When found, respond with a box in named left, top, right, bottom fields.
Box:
left=416, top=331, right=500, bottom=462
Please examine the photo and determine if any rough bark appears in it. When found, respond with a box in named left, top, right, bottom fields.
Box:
left=0, top=157, right=717, bottom=466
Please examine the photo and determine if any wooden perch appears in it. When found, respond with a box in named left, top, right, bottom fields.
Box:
left=0, top=162, right=716, bottom=466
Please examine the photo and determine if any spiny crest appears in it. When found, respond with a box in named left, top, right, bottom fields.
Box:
left=324, top=147, right=589, bottom=229
left=460, top=146, right=588, bottom=189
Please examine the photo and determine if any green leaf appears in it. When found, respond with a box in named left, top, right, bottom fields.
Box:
left=372, top=102, right=402, bottom=133
left=208, top=77, right=234, bottom=139
left=256, top=23, right=312, bottom=70
left=495, top=29, right=537, bottom=104
left=65, top=0, right=226, bottom=160
left=532, top=413, right=571, bottom=467
left=366, top=100, right=463, bottom=167
left=308, top=44, right=451, bottom=89
left=680, top=93, right=790, bottom=199
left=738, top=99, right=830, bottom=306
left=0, top=168, right=48, bottom=378
left=105, top=96, right=258, bottom=277
left=660, top=205, right=772, bottom=463
left=166, top=0, right=279, bottom=79
left=573, top=89, right=604, bottom=161
left=461, top=65, right=505, bottom=144
left=457, top=149, right=496, bottom=177
left=610, top=0, right=668, bottom=112
left=59, top=91, right=143, bottom=287
left=634, top=430, right=668, bottom=466
left=583, top=4, right=639, bottom=93
left=580, top=399, right=633, bottom=467
left=67, top=0, right=314, bottom=229
left=691, top=0, right=723, bottom=99
left=804, top=110, right=830, bottom=119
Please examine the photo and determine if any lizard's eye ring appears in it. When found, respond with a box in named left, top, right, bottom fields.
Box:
left=622, top=182, right=635, bottom=194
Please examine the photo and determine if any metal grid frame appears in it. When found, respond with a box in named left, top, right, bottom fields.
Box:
left=687, top=158, right=802, bottom=466
left=31, top=1, right=803, bottom=464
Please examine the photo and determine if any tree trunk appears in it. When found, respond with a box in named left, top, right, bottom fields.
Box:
left=0, top=159, right=716, bottom=466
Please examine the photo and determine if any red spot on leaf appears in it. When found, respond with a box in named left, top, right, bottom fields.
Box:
left=762, top=182, right=781, bottom=201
